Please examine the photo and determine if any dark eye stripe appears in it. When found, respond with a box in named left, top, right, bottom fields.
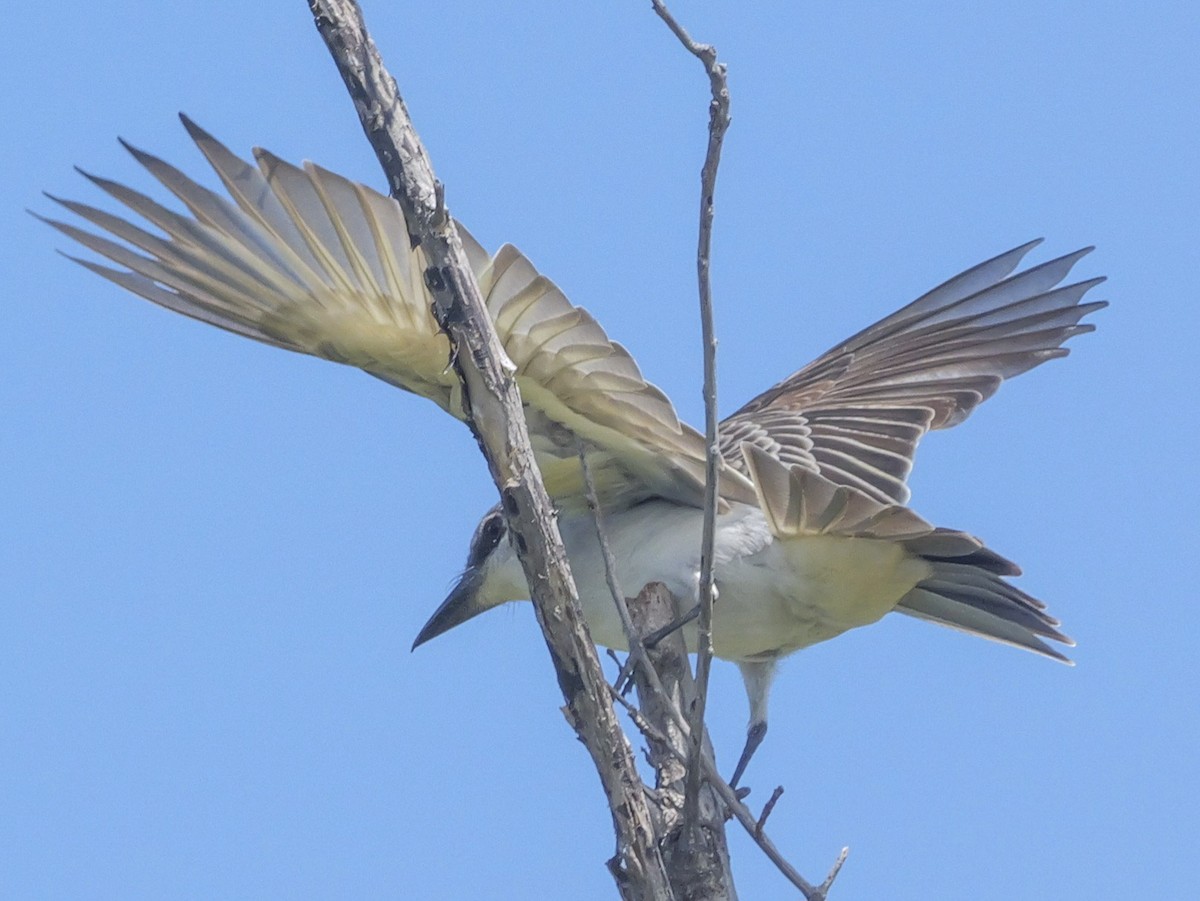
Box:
left=466, top=511, right=505, bottom=568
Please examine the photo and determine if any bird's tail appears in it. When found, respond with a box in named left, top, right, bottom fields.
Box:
left=895, top=554, right=1073, bottom=662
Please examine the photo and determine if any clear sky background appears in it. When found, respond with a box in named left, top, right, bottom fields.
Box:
left=3, top=2, right=1197, bottom=898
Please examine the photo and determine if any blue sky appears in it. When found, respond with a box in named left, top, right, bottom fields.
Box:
left=3, top=2, right=1197, bottom=898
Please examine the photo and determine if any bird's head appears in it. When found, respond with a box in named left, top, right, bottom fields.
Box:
left=412, top=505, right=527, bottom=649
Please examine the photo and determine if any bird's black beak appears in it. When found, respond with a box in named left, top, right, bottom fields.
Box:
left=412, top=568, right=489, bottom=650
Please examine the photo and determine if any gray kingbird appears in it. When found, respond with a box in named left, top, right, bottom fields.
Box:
left=40, top=118, right=1104, bottom=784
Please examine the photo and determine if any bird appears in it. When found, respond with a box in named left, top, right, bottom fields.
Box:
left=39, top=116, right=1105, bottom=785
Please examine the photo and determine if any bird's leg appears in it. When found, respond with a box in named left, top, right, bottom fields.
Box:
left=732, top=658, right=777, bottom=789
left=729, top=720, right=767, bottom=789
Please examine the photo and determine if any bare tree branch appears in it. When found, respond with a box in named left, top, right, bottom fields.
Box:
left=649, top=0, right=731, bottom=830
left=307, top=2, right=673, bottom=896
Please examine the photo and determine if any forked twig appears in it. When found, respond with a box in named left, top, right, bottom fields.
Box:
left=650, top=0, right=732, bottom=837
left=610, top=683, right=846, bottom=900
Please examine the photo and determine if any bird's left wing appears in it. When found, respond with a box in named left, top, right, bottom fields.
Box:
left=39, top=117, right=757, bottom=512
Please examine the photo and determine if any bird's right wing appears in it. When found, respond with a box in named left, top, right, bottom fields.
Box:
left=39, top=117, right=757, bottom=512
left=721, top=242, right=1106, bottom=504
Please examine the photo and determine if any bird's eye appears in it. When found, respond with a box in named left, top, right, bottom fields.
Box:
left=482, top=514, right=504, bottom=549
left=467, top=511, right=506, bottom=568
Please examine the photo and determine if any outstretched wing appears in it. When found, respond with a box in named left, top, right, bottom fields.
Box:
left=721, top=242, right=1106, bottom=504
left=39, top=116, right=757, bottom=512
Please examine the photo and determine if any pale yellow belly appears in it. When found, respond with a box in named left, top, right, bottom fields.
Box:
left=711, top=535, right=933, bottom=660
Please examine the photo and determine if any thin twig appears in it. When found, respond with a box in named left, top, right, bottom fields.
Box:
left=610, top=683, right=670, bottom=745
left=820, top=848, right=851, bottom=899
left=579, top=447, right=683, bottom=724
left=704, top=758, right=825, bottom=900
left=650, top=0, right=732, bottom=835
left=649, top=6, right=849, bottom=897
left=605, top=649, right=638, bottom=695
left=615, top=657, right=638, bottom=696
left=755, top=786, right=785, bottom=838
